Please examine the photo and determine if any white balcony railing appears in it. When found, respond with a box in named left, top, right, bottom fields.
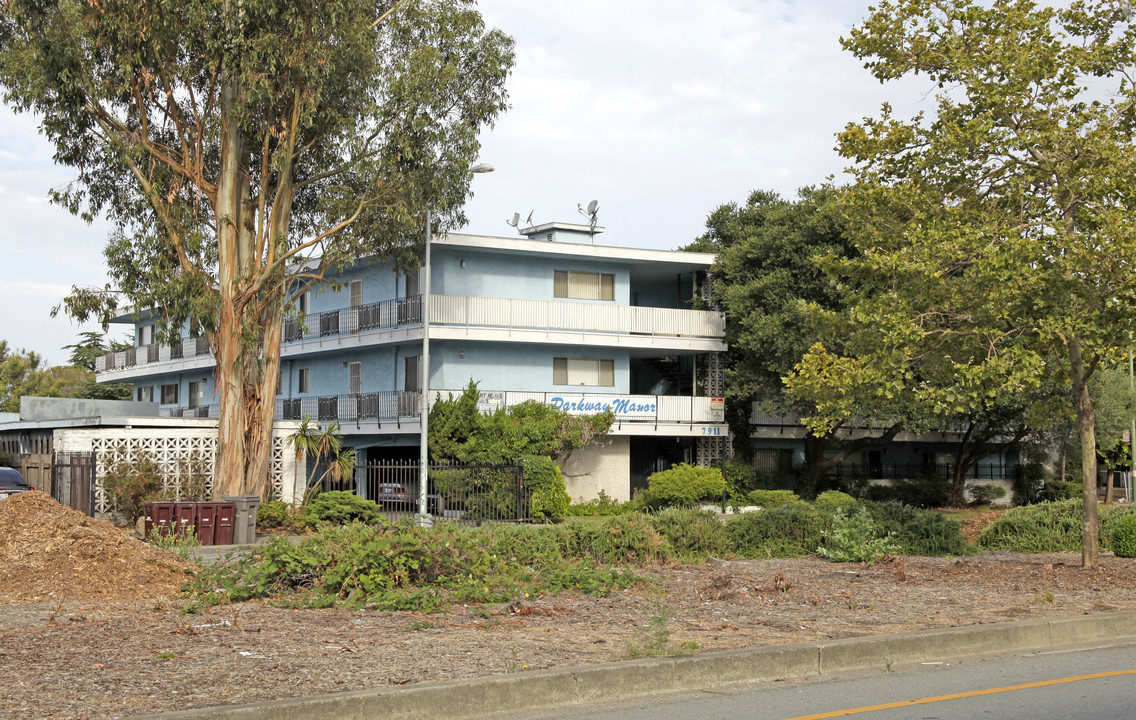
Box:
left=95, top=295, right=724, bottom=377
left=431, top=295, right=725, bottom=339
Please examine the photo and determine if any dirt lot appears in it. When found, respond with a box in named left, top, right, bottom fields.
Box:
left=4, top=493, right=1136, bottom=720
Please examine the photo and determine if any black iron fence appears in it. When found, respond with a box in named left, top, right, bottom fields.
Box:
left=352, top=460, right=528, bottom=523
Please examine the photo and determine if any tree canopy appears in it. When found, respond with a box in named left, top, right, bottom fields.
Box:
left=0, top=0, right=514, bottom=498
left=787, top=0, right=1136, bottom=566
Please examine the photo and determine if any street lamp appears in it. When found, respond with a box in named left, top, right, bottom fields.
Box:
left=419, top=163, right=494, bottom=524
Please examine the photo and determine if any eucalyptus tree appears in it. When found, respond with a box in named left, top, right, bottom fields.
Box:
left=787, top=0, right=1136, bottom=566
left=0, top=0, right=514, bottom=498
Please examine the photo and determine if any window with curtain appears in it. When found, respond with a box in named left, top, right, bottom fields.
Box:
left=553, top=270, right=614, bottom=301
left=553, top=357, right=615, bottom=386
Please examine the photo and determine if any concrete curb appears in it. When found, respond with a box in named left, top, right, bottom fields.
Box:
left=127, top=610, right=1136, bottom=720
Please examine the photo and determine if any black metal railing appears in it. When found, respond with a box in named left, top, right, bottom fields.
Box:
left=349, top=460, right=528, bottom=523
left=159, top=392, right=423, bottom=424
left=284, top=296, right=422, bottom=343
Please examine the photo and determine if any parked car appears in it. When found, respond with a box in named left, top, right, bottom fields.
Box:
left=0, top=467, right=32, bottom=500
left=373, top=482, right=444, bottom=515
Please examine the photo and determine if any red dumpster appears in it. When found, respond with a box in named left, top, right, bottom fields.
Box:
left=195, top=503, right=218, bottom=545
left=144, top=502, right=176, bottom=539
left=174, top=502, right=198, bottom=540
left=214, top=503, right=236, bottom=545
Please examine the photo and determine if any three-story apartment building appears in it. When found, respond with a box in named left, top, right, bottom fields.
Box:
left=95, top=222, right=729, bottom=501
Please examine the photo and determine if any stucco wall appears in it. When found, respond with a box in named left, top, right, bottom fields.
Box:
left=561, top=436, right=631, bottom=502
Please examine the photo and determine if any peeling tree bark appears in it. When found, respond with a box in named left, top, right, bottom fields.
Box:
left=1070, top=335, right=1099, bottom=569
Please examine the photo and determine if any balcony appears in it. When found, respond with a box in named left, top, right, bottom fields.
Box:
left=95, top=294, right=725, bottom=380
left=430, top=295, right=725, bottom=348
left=159, top=391, right=422, bottom=426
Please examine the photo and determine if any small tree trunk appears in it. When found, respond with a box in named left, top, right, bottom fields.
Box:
left=1069, top=336, right=1099, bottom=569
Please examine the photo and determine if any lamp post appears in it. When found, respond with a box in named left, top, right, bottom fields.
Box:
left=419, top=163, right=494, bottom=524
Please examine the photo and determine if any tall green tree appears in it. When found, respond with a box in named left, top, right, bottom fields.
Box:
left=0, top=339, right=129, bottom=410
left=0, top=0, right=514, bottom=499
left=692, top=188, right=902, bottom=493
left=788, top=0, right=1136, bottom=566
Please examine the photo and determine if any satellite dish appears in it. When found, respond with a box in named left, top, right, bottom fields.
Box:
left=587, top=200, right=599, bottom=215
left=525, top=210, right=534, bottom=226
left=577, top=200, right=600, bottom=242
left=506, top=212, right=520, bottom=228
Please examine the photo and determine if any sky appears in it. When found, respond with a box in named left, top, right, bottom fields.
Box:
left=0, top=0, right=930, bottom=366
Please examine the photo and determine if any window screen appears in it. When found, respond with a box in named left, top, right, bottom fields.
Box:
left=298, top=368, right=310, bottom=394
left=161, top=383, right=179, bottom=404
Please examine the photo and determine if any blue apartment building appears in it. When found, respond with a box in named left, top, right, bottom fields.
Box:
left=94, top=222, right=730, bottom=501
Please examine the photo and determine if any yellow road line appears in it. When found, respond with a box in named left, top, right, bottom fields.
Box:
left=780, top=668, right=1136, bottom=720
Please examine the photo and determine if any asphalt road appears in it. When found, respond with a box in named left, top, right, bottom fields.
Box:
left=493, top=641, right=1136, bottom=720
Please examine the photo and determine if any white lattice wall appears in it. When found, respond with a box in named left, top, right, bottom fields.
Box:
left=54, top=426, right=297, bottom=512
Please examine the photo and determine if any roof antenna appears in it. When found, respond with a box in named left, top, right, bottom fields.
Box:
left=507, top=210, right=538, bottom=235
left=577, top=200, right=599, bottom=244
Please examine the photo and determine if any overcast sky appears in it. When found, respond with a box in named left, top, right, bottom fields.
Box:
left=0, top=0, right=930, bottom=366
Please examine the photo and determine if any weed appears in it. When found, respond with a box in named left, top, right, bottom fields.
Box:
left=1035, top=590, right=1056, bottom=604
left=404, top=620, right=435, bottom=631
left=624, top=602, right=694, bottom=659
left=156, top=652, right=175, bottom=660
left=817, top=507, right=899, bottom=563
left=884, top=657, right=894, bottom=673
left=149, top=523, right=201, bottom=560
left=504, top=647, right=529, bottom=673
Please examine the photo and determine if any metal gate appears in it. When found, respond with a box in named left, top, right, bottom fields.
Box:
left=52, top=452, right=97, bottom=517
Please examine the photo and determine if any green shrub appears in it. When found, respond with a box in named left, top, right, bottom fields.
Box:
left=565, top=514, right=668, bottom=565
left=567, top=489, right=632, bottom=516
left=101, top=450, right=164, bottom=523
left=1101, top=505, right=1136, bottom=551
left=1013, top=462, right=1046, bottom=504
left=187, top=520, right=644, bottom=613
left=650, top=508, right=731, bottom=562
left=817, top=507, right=900, bottom=563
left=866, top=479, right=949, bottom=508
left=859, top=501, right=967, bottom=556
left=1111, top=515, right=1136, bottom=558
left=969, top=484, right=1008, bottom=506
left=256, top=501, right=313, bottom=533
left=815, top=490, right=858, bottom=508
left=645, top=463, right=726, bottom=507
left=746, top=489, right=800, bottom=508
left=723, top=458, right=763, bottom=495
left=725, top=504, right=833, bottom=558
left=977, top=499, right=1082, bottom=552
left=306, top=491, right=383, bottom=526
left=1039, top=480, right=1082, bottom=502
left=523, top=455, right=570, bottom=521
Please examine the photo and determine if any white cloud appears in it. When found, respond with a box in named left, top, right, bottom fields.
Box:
left=1, top=0, right=938, bottom=361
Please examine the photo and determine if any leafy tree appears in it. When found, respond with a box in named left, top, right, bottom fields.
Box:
left=692, top=188, right=902, bottom=493
left=0, top=0, right=514, bottom=499
left=0, top=339, right=130, bottom=411
left=63, top=331, right=133, bottom=373
left=428, top=381, right=613, bottom=464
left=791, top=0, right=1136, bottom=566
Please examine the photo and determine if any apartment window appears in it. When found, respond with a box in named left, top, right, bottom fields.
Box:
left=405, top=270, right=420, bottom=298
left=405, top=355, right=421, bottom=392
left=298, top=291, right=311, bottom=316
left=553, top=358, right=614, bottom=386
left=554, top=270, right=614, bottom=301
left=188, top=380, right=205, bottom=409
left=161, top=383, right=179, bottom=405
left=348, top=362, right=362, bottom=395
left=298, top=368, right=311, bottom=394
left=139, top=324, right=153, bottom=347
left=349, top=280, right=363, bottom=307
left=137, top=386, right=154, bottom=402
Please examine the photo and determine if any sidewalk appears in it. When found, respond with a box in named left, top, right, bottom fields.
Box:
left=126, top=609, right=1136, bottom=720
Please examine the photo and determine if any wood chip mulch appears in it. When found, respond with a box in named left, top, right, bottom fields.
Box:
left=3, top=492, right=1136, bottom=720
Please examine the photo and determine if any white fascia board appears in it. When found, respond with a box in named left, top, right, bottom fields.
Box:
left=0, top=416, right=218, bottom=431
left=435, top=232, right=716, bottom=268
